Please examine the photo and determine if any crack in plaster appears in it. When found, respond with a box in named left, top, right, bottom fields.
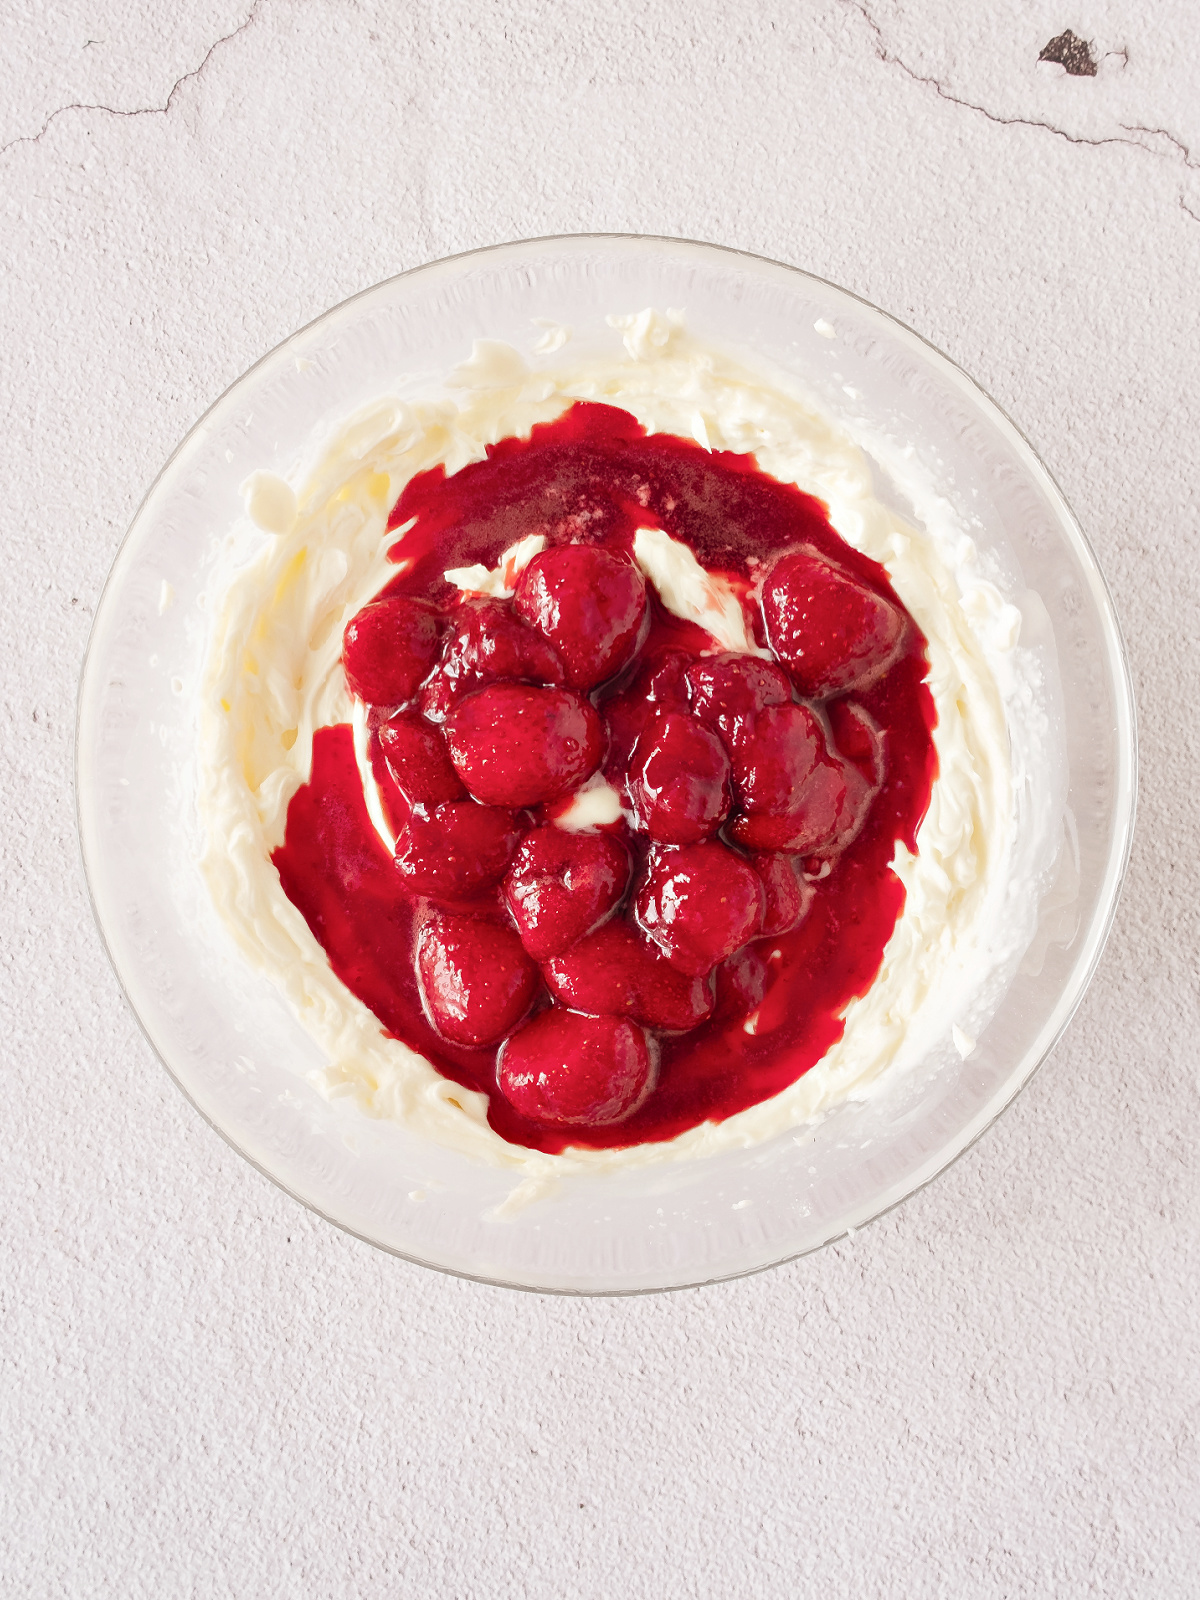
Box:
left=1121, top=122, right=1200, bottom=168
left=0, top=2, right=262, bottom=159
left=842, top=0, right=1199, bottom=208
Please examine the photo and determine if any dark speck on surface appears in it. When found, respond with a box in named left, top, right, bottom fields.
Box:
left=1039, top=29, right=1099, bottom=76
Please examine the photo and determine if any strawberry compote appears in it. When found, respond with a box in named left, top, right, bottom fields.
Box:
left=272, top=402, right=937, bottom=1154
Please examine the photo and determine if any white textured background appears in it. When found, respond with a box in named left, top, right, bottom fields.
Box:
left=2, top=2, right=1198, bottom=1595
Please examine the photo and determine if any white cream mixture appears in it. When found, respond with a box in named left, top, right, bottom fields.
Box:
left=196, top=310, right=1057, bottom=1196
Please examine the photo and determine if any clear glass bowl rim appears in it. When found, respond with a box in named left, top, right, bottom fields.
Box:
left=76, top=232, right=1138, bottom=1294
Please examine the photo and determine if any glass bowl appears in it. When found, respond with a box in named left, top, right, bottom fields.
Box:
left=77, top=235, right=1135, bottom=1293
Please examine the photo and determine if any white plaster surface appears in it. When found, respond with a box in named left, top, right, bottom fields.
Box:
left=1, top=2, right=1197, bottom=1594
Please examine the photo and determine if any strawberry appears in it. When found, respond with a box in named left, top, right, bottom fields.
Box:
left=628, top=713, right=731, bottom=844
left=503, top=827, right=629, bottom=961
left=684, top=653, right=792, bottom=750
left=633, top=841, right=765, bottom=976
left=728, top=703, right=849, bottom=855
left=416, top=914, right=540, bottom=1046
left=444, top=683, right=604, bottom=807
left=342, top=597, right=441, bottom=706
left=378, top=715, right=465, bottom=808
left=543, top=919, right=714, bottom=1032
left=393, top=801, right=521, bottom=899
left=760, top=547, right=904, bottom=697
left=498, top=1009, right=653, bottom=1125
left=419, top=597, right=564, bottom=722
left=514, top=545, right=646, bottom=689
left=750, top=852, right=815, bottom=936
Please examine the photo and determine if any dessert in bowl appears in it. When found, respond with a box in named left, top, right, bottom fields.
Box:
left=77, top=238, right=1135, bottom=1291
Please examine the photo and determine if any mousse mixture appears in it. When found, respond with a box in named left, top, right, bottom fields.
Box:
left=198, top=310, right=1037, bottom=1187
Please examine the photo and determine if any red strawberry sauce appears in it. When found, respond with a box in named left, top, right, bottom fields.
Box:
left=273, top=402, right=937, bottom=1153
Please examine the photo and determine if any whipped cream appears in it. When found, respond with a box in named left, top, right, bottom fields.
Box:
left=197, top=310, right=1060, bottom=1200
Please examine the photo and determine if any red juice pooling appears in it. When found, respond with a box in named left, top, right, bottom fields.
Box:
left=273, top=402, right=938, bottom=1154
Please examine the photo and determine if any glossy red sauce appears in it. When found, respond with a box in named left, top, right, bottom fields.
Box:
left=273, top=402, right=937, bottom=1152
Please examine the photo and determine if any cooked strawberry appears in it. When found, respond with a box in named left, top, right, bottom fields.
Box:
left=728, top=703, right=849, bottom=855
left=444, top=683, right=604, bottom=807
left=760, top=547, right=904, bottom=697
left=543, top=919, right=713, bottom=1032
left=378, top=715, right=466, bottom=808
left=827, top=699, right=887, bottom=788
left=600, top=651, right=690, bottom=790
left=503, top=827, right=630, bottom=961
left=342, top=597, right=441, bottom=706
left=497, top=1008, right=654, bottom=1126
left=514, top=545, right=646, bottom=690
left=628, top=713, right=731, bottom=844
left=392, top=801, right=520, bottom=898
left=416, top=914, right=540, bottom=1046
left=713, top=946, right=770, bottom=1020
left=726, top=778, right=846, bottom=854
left=750, top=852, right=815, bottom=936
left=633, top=842, right=764, bottom=976
left=684, top=653, right=792, bottom=750
left=419, top=597, right=564, bottom=722
left=729, top=702, right=823, bottom=810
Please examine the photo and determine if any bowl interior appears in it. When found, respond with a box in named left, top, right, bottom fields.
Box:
left=77, top=236, right=1135, bottom=1292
